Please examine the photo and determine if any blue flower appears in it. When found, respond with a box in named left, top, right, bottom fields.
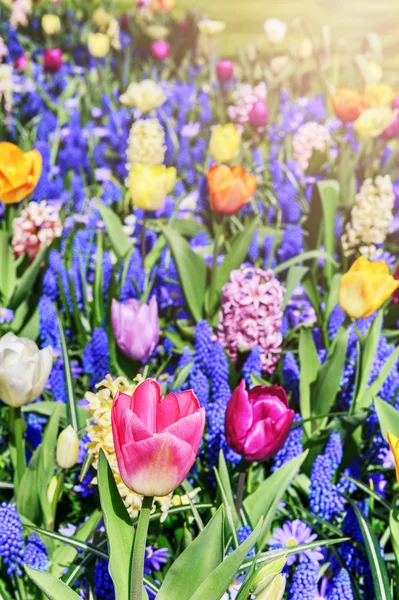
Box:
left=288, top=560, right=319, bottom=600
left=268, top=520, right=323, bottom=566
left=272, top=414, right=303, bottom=472
left=327, top=569, right=354, bottom=600
left=0, top=503, right=24, bottom=576
left=242, top=346, right=262, bottom=388
left=22, top=533, right=49, bottom=571
left=94, top=558, right=115, bottom=599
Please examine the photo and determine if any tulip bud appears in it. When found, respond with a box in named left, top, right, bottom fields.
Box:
left=56, top=425, right=79, bottom=469
left=216, top=59, right=234, bottom=82
left=47, top=475, right=59, bottom=504
left=381, top=114, right=399, bottom=140
left=14, top=54, right=28, bottom=73
left=42, top=14, right=61, bottom=36
left=209, top=124, right=241, bottom=164
left=111, top=297, right=160, bottom=361
left=248, top=100, right=269, bottom=128
left=43, top=48, right=63, bottom=73
left=0, top=333, right=52, bottom=407
left=393, top=95, right=399, bottom=111
left=120, top=13, right=130, bottom=31
left=249, top=556, right=287, bottom=595
left=88, top=33, right=110, bottom=59
left=388, top=431, right=399, bottom=484
left=151, top=40, right=170, bottom=60
left=255, top=574, right=286, bottom=599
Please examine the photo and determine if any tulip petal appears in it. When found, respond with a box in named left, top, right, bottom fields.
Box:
left=339, top=271, right=373, bottom=319
left=157, top=389, right=201, bottom=431
left=121, top=432, right=196, bottom=496
left=132, top=379, right=162, bottom=433
left=225, top=380, right=253, bottom=453
left=175, top=389, right=201, bottom=416
left=367, top=274, right=399, bottom=316
left=163, top=409, right=205, bottom=454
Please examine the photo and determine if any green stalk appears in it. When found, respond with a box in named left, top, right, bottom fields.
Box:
left=208, top=218, right=223, bottom=317
left=9, top=406, right=26, bottom=493
left=130, top=495, right=153, bottom=600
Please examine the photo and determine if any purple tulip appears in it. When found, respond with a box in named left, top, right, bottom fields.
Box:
left=14, top=54, right=28, bottom=73
left=216, top=59, right=234, bottom=82
left=43, top=48, right=63, bottom=73
left=111, top=297, right=160, bottom=361
left=151, top=41, right=170, bottom=61
left=248, top=100, right=269, bottom=128
left=225, top=381, right=294, bottom=462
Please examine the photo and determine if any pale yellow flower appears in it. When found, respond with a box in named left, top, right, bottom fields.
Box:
left=120, top=79, right=166, bottom=113
left=365, top=83, right=395, bottom=106
left=198, top=19, right=226, bottom=36
left=209, top=123, right=241, bottom=164
left=87, top=32, right=110, bottom=58
left=41, top=14, right=61, bottom=35
left=354, top=106, right=396, bottom=138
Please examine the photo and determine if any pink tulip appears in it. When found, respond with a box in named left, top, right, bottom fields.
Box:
left=248, top=100, right=269, bottom=128
left=392, top=95, right=399, bottom=110
left=216, top=59, right=234, bottom=83
left=112, top=379, right=206, bottom=496
left=151, top=41, right=170, bottom=61
left=43, top=48, right=62, bottom=73
left=225, top=381, right=294, bottom=462
left=14, top=54, right=28, bottom=73
left=111, top=296, right=160, bottom=361
left=381, top=114, right=399, bottom=140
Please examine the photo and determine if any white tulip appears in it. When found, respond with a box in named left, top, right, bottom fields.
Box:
left=56, top=425, right=79, bottom=469
left=0, top=332, right=52, bottom=407
left=263, top=18, right=287, bottom=44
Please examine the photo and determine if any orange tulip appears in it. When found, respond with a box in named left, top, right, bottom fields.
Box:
left=150, top=0, right=174, bottom=12
left=331, top=88, right=370, bottom=123
left=0, top=142, right=42, bottom=204
left=207, top=164, right=258, bottom=216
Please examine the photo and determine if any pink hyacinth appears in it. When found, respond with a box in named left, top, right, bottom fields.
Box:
left=228, top=82, right=267, bottom=130
left=292, top=121, right=331, bottom=172
left=12, top=201, right=63, bottom=260
left=217, top=266, right=285, bottom=373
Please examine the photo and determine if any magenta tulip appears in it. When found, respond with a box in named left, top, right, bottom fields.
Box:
left=381, top=114, right=399, bottom=140
left=151, top=41, right=170, bottom=61
left=111, top=296, right=160, bottom=361
left=14, top=54, right=28, bottom=73
left=43, top=48, right=62, bottom=73
left=248, top=100, right=269, bottom=128
left=392, top=95, right=399, bottom=111
left=216, top=59, right=234, bottom=82
left=112, top=379, right=205, bottom=496
left=225, top=381, right=294, bottom=462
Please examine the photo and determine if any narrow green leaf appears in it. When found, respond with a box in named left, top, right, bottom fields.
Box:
left=57, top=313, right=80, bottom=431
left=17, top=444, right=42, bottom=523
left=215, top=219, right=259, bottom=293
left=374, top=397, right=399, bottom=442
left=325, top=273, right=342, bottom=323
left=217, top=451, right=240, bottom=528
left=9, top=242, right=48, bottom=309
left=282, top=266, right=309, bottom=310
left=389, top=511, right=399, bottom=577
left=357, top=344, right=399, bottom=411
left=356, top=311, right=383, bottom=403
left=351, top=502, right=392, bottom=600
left=317, top=180, right=339, bottom=285
left=171, top=219, right=204, bottom=237
left=299, top=329, right=319, bottom=437
left=22, top=401, right=86, bottom=427
left=97, top=450, right=134, bottom=600
left=190, top=519, right=262, bottom=600
left=244, top=452, right=308, bottom=548
left=38, top=403, right=62, bottom=527
left=25, top=525, right=108, bottom=560
left=93, top=231, right=104, bottom=329
left=274, top=249, right=338, bottom=275
left=97, top=203, right=131, bottom=259
left=214, top=467, right=239, bottom=548
left=25, top=566, right=81, bottom=600
left=157, top=506, right=225, bottom=600
left=160, top=225, right=207, bottom=322
left=0, top=231, right=16, bottom=304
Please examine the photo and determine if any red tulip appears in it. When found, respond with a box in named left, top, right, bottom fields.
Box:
left=151, top=41, right=170, bottom=61
left=43, top=48, right=62, bottom=73
left=225, top=381, right=294, bottom=462
left=112, top=380, right=205, bottom=496
left=248, top=100, right=269, bottom=128
left=216, top=59, right=234, bottom=82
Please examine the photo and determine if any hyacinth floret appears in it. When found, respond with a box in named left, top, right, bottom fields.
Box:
left=292, top=121, right=332, bottom=171
left=327, top=569, right=354, bottom=600
left=272, top=414, right=303, bottom=471
left=0, top=503, right=24, bottom=575
left=126, top=118, right=166, bottom=170
left=217, top=266, right=284, bottom=373
left=242, top=345, right=262, bottom=387
left=22, top=533, right=49, bottom=571
left=288, top=560, right=319, bottom=600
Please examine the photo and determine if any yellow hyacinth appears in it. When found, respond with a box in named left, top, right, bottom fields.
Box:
left=209, top=123, right=241, bottom=164
left=354, top=106, right=396, bottom=138
left=120, top=79, right=166, bottom=113
left=128, top=164, right=176, bottom=210
left=88, top=33, right=110, bottom=58
left=339, top=256, right=399, bottom=319
left=388, top=431, right=399, bottom=484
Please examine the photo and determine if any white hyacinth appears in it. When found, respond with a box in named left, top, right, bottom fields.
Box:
left=342, top=175, right=395, bottom=257
left=126, top=118, right=166, bottom=170
left=292, top=121, right=332, bottom=171
left=228, top=82, right=267, bottom=128
left=0, top=64, right=13, bottom=116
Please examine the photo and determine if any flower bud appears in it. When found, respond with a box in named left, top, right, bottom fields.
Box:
left=248, top=100, right=269, bottom=128
left=88, top=33, right=110, bottom=58
left=255, top=574, right=286, bottom=599
left=151, top=40, right=170, bottom=60
left=14, top=54, right=28, bottom=73
left=216, top=59, right=234, bottom=82
left=47, top=475, right=59, bottom=504
left=43, top=48, right=63, bottom=73
left=56, top=425, right=79, bottom=469
left=42, top=14, right=61, bottom=36
left=249, top=556, right=287, bottom=595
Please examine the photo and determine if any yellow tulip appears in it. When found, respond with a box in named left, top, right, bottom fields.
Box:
left=198, top=19, right=226, bottom=36
left=41, top=14, right=61, bottom=36
left=339, top=256, right=399, bottom=319
left=388, top=431, right=399, bottom=484
left=120, top=79, right=166, bottom=113
left=354, top=106, right=396, bottom=138
left=365, top=83, right=395, bottom=106
left=209, top=124, right=241, bottom=164
left=88, top=33, right=110, bottom=58
left=93, top=7, right=112, bottom=29
left=129, top=164, right=176, bottom=210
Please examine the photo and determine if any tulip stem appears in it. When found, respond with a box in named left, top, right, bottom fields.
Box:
left=9, top=407, right=26, bottom=493
left=130, top=495, right=153, bottom=600
left=235, top=463, right=248, bottom=514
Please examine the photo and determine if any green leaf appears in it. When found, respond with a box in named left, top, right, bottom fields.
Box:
left=93, top=231, right=104, bottom=329
left=214, top=219, right=259, bottom=294
left=171, top=219, right=205, bottom=237
left=38, top=403, right=62, bottom=528
left=217, top=451, right=240, bottom=528
left=213, top=467, right=239, bottom=548
left=274, top=249, right=338, bottom=275
left=157, top=506, right=225, bottom=600
left=282, top=266, right=309, bottom=310
left=356, top=344, right=399, bottom=412
left=351, top=502, right=392, bottom=600
left=189, top=519, right=262, bottom=600
left=97, top=450, right=134, bottom=600
left=244, top=452, right=308, bottom=548
left=51, top=509, right=102, bottom=578
left=160, top=225, right=207, bottom=322
left=311, top=327, right=350, bottom=428
left=25, top=566, right=81, bottom=599
left=8, top=242, right=48, bottom=310
left=299, top=329, right=319, bottom=437
left=389, top=511, right=399, bottom=578
left=355, top=311, right=383, bottom=403
left=22, top=401, right=86, bottom=427
left=317, top=180, right=339, bottom=285
left=374, top=397, right=399, bottom=442
left=57, top=313, right=81, bottom=431
left=97, top=203, right=131, bottom=259
left=17, top=444, right=42, bottom=523
left=24, top=526, right=108, bottom=560
left=0, top=231, right=16, bottom=304
left=325, top=274, right=342, bottom=323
